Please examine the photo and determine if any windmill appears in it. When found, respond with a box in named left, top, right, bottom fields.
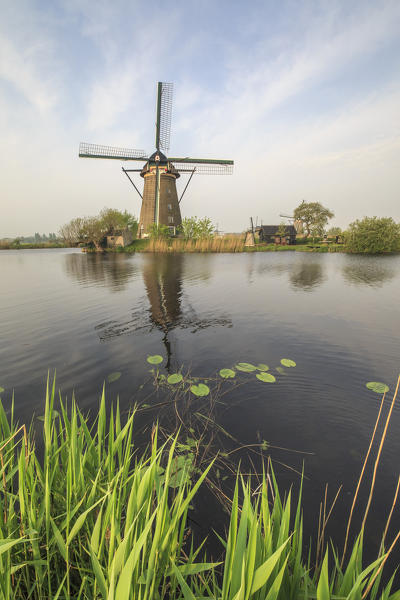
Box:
left=79, top=82, right=234, bottom=238
left=279, top=213, right=303, bottom=234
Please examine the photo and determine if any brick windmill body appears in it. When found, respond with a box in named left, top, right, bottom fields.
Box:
left=79, top=82, right=233, bottom=237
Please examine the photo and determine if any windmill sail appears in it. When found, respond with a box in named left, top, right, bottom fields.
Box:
left=79, top=143, right=148, bottom=161
left=170, top=157, right=233, bottom=175
left=155, top=82, right=173, bottom=153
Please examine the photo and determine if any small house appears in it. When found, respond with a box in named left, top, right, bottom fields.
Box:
left=257, top=225, right=297, bottom=245
left=106, top=229, right=133, bottom=248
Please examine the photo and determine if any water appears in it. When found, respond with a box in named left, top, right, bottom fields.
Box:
left=1, top=249, right=399, bottom=560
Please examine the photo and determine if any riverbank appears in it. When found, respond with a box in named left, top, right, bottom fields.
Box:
left=0, top=377, right=399, bottom=599
left=108, top=237, right=347, bottom=253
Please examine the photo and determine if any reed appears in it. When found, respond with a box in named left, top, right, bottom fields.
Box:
left=0, top=379, right=399, bottom=599
left=137, top=235, right=245, bottom=253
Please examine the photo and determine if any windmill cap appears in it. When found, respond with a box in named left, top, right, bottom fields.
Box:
left=149, top=150, right=168, bottom=163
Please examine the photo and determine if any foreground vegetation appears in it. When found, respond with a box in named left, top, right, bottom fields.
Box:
left=0, top=374, right=399, bottom=599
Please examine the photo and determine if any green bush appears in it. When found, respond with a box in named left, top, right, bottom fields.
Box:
left=345, top=217, right=400, bottom=254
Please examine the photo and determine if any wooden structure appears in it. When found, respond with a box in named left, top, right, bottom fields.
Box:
left=79, top=82, right=234, bottom=237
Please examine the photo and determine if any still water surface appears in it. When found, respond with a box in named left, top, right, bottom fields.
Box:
left=1, top=249, right=399, bottom=555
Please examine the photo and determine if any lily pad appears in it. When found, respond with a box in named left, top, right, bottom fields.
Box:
left=219, top=368, right=236, bottom=379
left=236, top=362, right=257, bottom=372
left=147, top=355, right=163, bottom=365
left=276, top=367, right=287, bottom=375
left=107, top=372, right=121, bottom=383
left=256, top=364, right=269, bottom=372
left=190, top=383, right=210, bottom=397
left=256, top=372, right=276, bottom=383
left=0, top=387, right=4, bottom=394
left=366, top=382, right=389, bottom=394
left=280, top=359, right=296, bottom=368
left=167, top=373, right=183, bottom=384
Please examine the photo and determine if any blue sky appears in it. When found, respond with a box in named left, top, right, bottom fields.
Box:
left=1, top=0, right=399, bottom=235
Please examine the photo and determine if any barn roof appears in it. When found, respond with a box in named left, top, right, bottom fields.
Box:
left=258, top=225, right=297, bottom=235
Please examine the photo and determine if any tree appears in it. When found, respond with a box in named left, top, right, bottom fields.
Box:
left=59, top=209, right=138, bottom=248
left=345, top=217, right=400, bottom=254
left=275, top=222, right=288, bottom=238
left=327, top=226, right=342, bottom=237
left=80, top=217, right=106, bottom=251
left=99, top=208, right=137, bottom=236
left=293, top=201, right=334, bottom=238
left=59, top=217, right=86, bottom=246
left=179, top=217, right=215, bottom=241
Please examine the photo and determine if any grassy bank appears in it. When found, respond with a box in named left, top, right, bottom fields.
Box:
left=0, top=377, right=399, bottom=599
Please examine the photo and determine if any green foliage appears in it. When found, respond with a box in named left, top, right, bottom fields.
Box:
left=293, top=201, right=334, bottom=238
left=345, top=217, right=400, bottom=254
left=179, top=216, right=215, bottom=241
left=149, top=223, right=172, bottom=239
left=275, top=222, right=288, bottom=237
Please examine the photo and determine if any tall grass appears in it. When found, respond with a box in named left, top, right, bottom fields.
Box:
left=140, top=235, right=245, bottom=253
left=0, top=378, right=399, bottom=599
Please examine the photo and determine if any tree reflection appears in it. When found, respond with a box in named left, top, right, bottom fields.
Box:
left=342, top=259, right=395, bottom=287
left=289, top=262, right=325, bottom=291
left=64, top=253, right=137, bottom=292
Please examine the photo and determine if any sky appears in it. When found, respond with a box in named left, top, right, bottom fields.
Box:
left=0, top=0, right=399, bottom=236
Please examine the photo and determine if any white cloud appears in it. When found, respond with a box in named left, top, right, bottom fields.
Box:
left=0, top=35, right=58, bottom=112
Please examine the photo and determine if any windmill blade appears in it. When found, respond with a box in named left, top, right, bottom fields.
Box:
left=171, top=157, right=233, bottom=175
left=79, top=142, right=148, bottom=161
left=155, top=82, right=173, bottom=153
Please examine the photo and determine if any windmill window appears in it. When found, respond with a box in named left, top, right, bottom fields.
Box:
left=168, top=216, right=174, bottom=224
left=168, top=203, right=172, bottom=210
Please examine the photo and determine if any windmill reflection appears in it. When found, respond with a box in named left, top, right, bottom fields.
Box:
left=95, top=254, right=232, bottom=370
left=142, top=255, right=183, bottom=369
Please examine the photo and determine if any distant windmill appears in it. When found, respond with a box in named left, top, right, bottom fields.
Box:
left=79, top=82, right=234, bottom=237
left=279, top=213, right=303, bottom=234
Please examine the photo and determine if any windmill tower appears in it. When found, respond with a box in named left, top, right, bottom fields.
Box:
left=79, top=82, right=234, bottom=237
